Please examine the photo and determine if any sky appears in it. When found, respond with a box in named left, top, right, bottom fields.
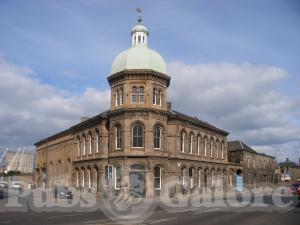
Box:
left=0, top=0, right=299, bottom=163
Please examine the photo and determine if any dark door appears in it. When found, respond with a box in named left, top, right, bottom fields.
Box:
left=129, top=172, right=146, bottom=198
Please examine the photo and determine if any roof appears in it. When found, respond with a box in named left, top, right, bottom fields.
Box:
left=34, top=110, right=109, bottom=146
left=171, top=110, right=229, bottom=136
left=228, top=141, right=257, bottom=153
left=278, top=161, right=299, bottom=167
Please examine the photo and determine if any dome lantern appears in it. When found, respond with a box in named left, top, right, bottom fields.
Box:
left=131, top=17, right=148, bottom=46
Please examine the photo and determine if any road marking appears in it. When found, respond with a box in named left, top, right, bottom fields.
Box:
left=166, top=208, right=198, bottom=213
left=82, top=219, right=111, bottom=224
left=194, top=208, right=219, bottom=214
left=148, top=217, right=176, bottom=224
left=47, top=213, right=85, bottom=219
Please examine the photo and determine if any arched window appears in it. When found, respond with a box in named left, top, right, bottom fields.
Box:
left=57, top=160, right=61, bottom=180
left=216, top=141, right=219, bottom=158
left=88, top=133, right=92, bottom=155
left=87, top=168, right=91, bottom=189
left=153, top=88, right=162, bottom=106
left=76, top=170, right=79, bottom=188
left=180, top=167, right=186, bottom=186
left=189, top=168, right=194, bottom=189
left=95, top=130, right=100, bottom=153
left=139, top=87, right=144, bottom=103
left=115, top=90, right=119, bottom=106
left=153, top=88, right=156, bottom=104
left=119, top=89, right=123, bottom=105
left=132, top=123, right=144, bottom=147
left=189, top=133, right=193, bottom=154
left=115, top=125, right=122, bottom=149
left=154, top=125, right=162, bottom=149
left=198, top=169, right=201, bottom=188
left=204, top=137, right=207, bottom=156
left=197, top=136, right=200, bottom=155
left=180, top=131, right=185, bottom=153
left=115, top=165, right=121, bottom=190
left=131, top=86, right=137, bottom=102
left=221, top=142, right=224, bottom=159
left=81, top=169, right=85, bottom=188
left=154, top=166, right=162, bottom=190
left=77, top=137, right=80, bottom=157
left=210, top=139, right=214, bottom=157
left=82, top=136, right=86, bottom=156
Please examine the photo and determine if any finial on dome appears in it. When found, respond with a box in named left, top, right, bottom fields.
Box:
left=136, top=8, right=143, bottom=24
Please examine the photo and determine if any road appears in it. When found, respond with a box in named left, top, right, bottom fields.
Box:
left=0, top=190, right=300, bottom=225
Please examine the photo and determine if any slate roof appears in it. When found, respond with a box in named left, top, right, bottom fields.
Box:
left=227, top=140, right=257, bottom=153
left=278, top=161, right=298, bottom=167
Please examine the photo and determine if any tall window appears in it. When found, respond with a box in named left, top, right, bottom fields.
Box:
left=115, top=89, right=123, bottom=106
left=77, top=137, right=80, bottom=157
left=189, top=133, right=193, bottom=154
left=180, top=167, right=186, bottom=186
left=221, top=143, right=224, bottom=159
left=210, top=139, right=213, bottom=157
left=154, top=125, right=162, bottom=149
left=180, top=131, right=185, bottom=153
left=95, top=130, right=100, bottom=153
left=139, top=87, right=144, bottom=103
left=88, top=134, right=92, bottom=155
left=76, top=171, right=79, bottom=187
left=153, top=88, right=162, bottom=106
left=198, top=170, right=201, bottom=188
left=154, top=166, right=162, bottom=190
left=197, top=136, right=200, bottom=155
left=189, top=168, right=193, bottom=189
left=87, top=169, right=91, bottom=189
left=131, top=86, right=137, bottom=102
left=82, top=170, right=85, bottom=188
left=115, top=126, right=122, bottom=149
left=132, top=123, right=144, bottom=147
left=204, top=138, right=207, bottom=156
left=115, top=166, right=121, bottom=190
left=216, top=141, right=219, bottom=158
left=82, top=136, right=86, bottom=156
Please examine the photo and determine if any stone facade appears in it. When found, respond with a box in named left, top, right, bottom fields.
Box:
left=228, top=141, right=278, bottom=187
left=2, top=150, right=34, bottom=174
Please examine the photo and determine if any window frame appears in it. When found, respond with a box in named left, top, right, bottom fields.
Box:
left=114, top=166, right=121, bottom=190
left=132, top=123, right=144, bottom=148
left=154, top=166, right=162, bottom=190
left=115, top=126, right=122, bottom=149
left=154, top=125, right=162, bottom=149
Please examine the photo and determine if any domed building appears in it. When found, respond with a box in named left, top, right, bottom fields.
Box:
left=34, top=19, right=242, bottom=197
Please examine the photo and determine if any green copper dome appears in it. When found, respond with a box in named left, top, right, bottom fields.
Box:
left=111, top=20, right=166, bottom=74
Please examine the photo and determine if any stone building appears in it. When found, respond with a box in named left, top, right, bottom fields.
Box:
left=35, top=19, right=242, bottom=197
left=228, top=141, right=278, bottom=187
left=279, top=158, right=300, bottom=182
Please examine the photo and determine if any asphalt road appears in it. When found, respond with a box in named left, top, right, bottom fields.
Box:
left=0, top=189, right=300, bottom=225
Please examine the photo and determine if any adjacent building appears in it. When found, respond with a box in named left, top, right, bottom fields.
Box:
left=278, top=158, right=300, bottom=182
left=228, top=141, right=279, bottom=187
left=35, top=19, right=242, bottom=197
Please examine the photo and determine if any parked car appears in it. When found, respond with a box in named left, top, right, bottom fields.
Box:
left=287, top=182, right=300, bottom=195
left=11, top=182, right=23, bottom=191
left=0, top=181, right=8, bottom=189
left=53, top=186, right=73, bottom=199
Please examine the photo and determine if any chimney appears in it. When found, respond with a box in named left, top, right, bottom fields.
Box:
left=80, top=117, right=90, bottom=122
left=167, top=102, right=172, bottom=111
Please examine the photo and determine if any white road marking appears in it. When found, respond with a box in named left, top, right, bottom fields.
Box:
left=194, top=208, right=219, bottom=214
left=148, top=217, right=176, bottom=224
left=166, top=208, right=198, bottom=213
left=47, top=213, right=85, bottom=219
left=82, top=219, right=111, bottom=224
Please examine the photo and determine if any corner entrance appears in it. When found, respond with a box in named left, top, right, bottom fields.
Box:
left=129, top=164, right=146, bottom=198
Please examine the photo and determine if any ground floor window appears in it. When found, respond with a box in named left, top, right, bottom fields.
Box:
left=115, top=166, right=121, bottom=190
left=154, top=166, right=162, bottom=190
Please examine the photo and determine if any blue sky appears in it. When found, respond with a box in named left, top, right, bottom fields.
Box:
left=0, top=0, right=299, bottom=162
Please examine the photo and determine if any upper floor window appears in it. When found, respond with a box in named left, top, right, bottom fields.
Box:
left=197, top=136, right=200, bottom=155
left=115, top=165, right=121, bottom=190
left=153, top=88, right=162, bottom=106
left=204, top=137, right=207, bottom=156
left=77, top=137, right=80, bottom=157
left=82, top=136, right=86, bottom=156
left=115, top=126, right=122, bottom=149
left=131, top=86, right=144, bottom=103
left=180, top=131, right=185, bottom=153
left=132, top=123, right=144, bottom=148
left=115, top=89, right=123, bottom=106
left=189, top=133, right=193, bottom=154
left=216, top=141, right=219, bottom=158
left=95, top=130, right=100, bottom=153
left=221, top=143, right=224, bottom=159
left=154, top=125, right=162, bottom=149
left=88, top=133, right=92, bottom=155
left=210, top=139, right=213, bottom=157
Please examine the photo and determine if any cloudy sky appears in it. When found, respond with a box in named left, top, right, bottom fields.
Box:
left=0, top=0, right=299, bottom=162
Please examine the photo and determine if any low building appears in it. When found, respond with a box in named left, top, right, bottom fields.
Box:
left=228, top=141, right=278, bottom=187
left=278, top=158, right=300, bottom=182
left=2, top=150, right=35, bottom=174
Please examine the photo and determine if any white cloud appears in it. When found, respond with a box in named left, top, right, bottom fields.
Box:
left=168, top=62, right=300, bottom=162
left=0, top=56, right=110, bottom=149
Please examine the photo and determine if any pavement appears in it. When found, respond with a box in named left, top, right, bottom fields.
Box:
left=0, top=188, right=300, bottom=225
